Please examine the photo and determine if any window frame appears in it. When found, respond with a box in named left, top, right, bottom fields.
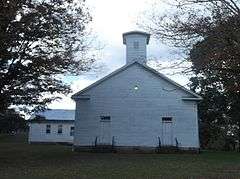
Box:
left=46, top=124, right=51, bottom=134
left=162, top=117, right=173, bottom=123
left=70, top=126, right=74, bottom=136
left=57, top=124, right=63, bottom=134
left=100, top=116, right=111, bottom=122
left=133, top=41, right=139, bottom=49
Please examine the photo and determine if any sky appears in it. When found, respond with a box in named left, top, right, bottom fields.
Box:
left=49, top=0, right=190, bottom=109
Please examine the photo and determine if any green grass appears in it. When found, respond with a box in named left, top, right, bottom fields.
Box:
left=1, top=135, right=240, bottom=179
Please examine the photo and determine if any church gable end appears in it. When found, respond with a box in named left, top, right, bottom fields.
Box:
left=72, top=62, right=201, bottom=100
left=73, top=31, right=201, bottom=151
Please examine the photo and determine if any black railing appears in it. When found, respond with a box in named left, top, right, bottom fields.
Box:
left=156, top=137, right=180, bottom=153
left=112, top=136, right=115, bottom=147
left=94, top=136, right=98, bottom=147
left=175, top=137, right=179, bottom=148
left=156, top=136, right=161, bottom=153
left=93, top=136, right=116, bottom=153
left=158, top=136, right=161, bottom=148
left=112, top=136, right=115, bottom=151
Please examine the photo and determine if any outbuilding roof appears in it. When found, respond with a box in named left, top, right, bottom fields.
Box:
left=29, top=109, right=75, bottom=123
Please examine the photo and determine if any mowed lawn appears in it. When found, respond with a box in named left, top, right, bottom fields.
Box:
left=1, top=135, right=240, bottom=179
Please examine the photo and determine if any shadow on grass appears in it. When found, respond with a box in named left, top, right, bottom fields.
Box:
left=0, top=134, right=240, bottom=179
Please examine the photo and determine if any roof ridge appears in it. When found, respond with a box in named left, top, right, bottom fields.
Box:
left=72, top=61, right=202, bottom=100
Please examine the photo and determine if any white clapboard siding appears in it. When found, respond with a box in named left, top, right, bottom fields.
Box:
left=125, top=34, right=148, bottom=64
left=74, top=63, right=199, bottom=148
left=29, top=122, right=74, bottom=143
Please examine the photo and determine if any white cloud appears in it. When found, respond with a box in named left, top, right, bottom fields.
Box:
left=48, top=0, right=190, bottom=109
left=49, top=76, right=97, bottom=109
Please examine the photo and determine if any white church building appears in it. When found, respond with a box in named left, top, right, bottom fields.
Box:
left=72, top=31, right=202, bottom=152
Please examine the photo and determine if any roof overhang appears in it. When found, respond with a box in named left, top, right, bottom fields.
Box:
left=123, top=31, right=151, bottom=44
left=71, top=94, right=90, bottom=101
left=28, top=120, right=74, bottom=123
left=182, top=97, right=202, bottom=101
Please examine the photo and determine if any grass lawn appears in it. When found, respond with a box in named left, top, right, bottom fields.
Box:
left=1, top=134, right=240, bottom=179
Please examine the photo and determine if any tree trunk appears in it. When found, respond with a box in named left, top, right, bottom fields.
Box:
left=238, top=128, right=240, bottom=152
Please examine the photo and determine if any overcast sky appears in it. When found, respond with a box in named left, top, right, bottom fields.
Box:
left=49, top=0, right=190, bottom=109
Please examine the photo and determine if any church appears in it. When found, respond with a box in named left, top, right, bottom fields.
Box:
left=72, top=31, right=202, bottom=152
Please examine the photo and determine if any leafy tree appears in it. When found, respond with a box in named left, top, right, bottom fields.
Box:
left=190, top=77, right=237, bottom=149
left=0, top=0, right=93, bottom=114
left=189, top=14, right=240, bottom=149
left=141, top=0, right=240, bottom=150
left=0, top=109, right=26, bottom=134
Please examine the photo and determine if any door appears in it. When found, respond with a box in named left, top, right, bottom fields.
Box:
left=162, top=117, right=173, bottom=146
left=99, top=116, right=111, bottom=145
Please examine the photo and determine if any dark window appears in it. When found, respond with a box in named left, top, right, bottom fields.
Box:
left=58, top=125, right=63, bottom=134
left=100, top=116, right=111, bottom=122
left=46, top=125, right=51, bottom=134
left=70, top=126, right=74, bottom=136
left=162, top=117, right=172, bottom=122
left=133, top=41, right=139, bottom=49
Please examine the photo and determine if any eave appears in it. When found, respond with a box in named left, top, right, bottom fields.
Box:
left=72, top=95, right=90, bottom=100
left=28, top=120, right=74, bottom=123
left=182, top=97, right=202, bottom=101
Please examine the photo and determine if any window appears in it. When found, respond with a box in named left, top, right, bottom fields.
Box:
left=70, top=126, right=74, bottom=136
left=58, top=125, right=63, bottom=134
left=162, top=117, right=172, bottom=122
left=133, top=41, right=139, bottom=49
left=46, top=124, right=51, bottom=134
left=100, top=116, right=111, bottom=122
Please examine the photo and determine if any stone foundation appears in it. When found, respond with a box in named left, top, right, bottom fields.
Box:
left=29, top=141, right=73, bottom=146
left=73, top=145, right=200, bottom=154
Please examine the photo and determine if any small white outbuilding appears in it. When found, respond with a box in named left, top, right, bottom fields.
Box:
left=28, top=109, right=75, bottom=144
left=72, top=31, right=202, bottom=152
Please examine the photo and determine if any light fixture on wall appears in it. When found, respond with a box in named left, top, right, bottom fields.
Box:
left=134, top=85, right=139, bottom=90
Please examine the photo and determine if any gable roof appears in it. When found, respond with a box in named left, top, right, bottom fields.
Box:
left=122, top=31, right=151, bottom=44
left=72, top=62, right=202, bottom=100
left=29, top=109, right=75, bottom=122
